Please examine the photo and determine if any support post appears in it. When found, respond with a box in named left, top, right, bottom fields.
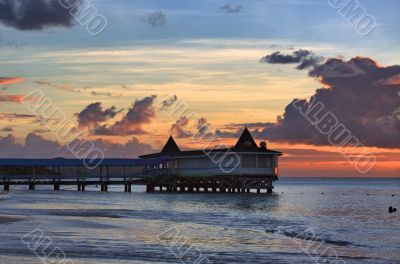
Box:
left=146, top=184, right=155, bottom=193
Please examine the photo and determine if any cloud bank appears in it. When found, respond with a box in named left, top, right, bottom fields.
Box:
left=256, top=55, right=400, bottom=148
left=0, top=133, right=154, bottom=158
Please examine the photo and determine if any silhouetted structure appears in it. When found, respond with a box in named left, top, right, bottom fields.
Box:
left=0, top=128, right=282, bottom=194
left=140, top=127, right=282, bottom=193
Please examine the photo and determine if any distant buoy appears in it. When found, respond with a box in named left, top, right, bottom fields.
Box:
left=321, top=193, right=324, bottom=195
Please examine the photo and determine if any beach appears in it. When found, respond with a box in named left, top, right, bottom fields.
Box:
left=0, top=178, right=399, bottom=264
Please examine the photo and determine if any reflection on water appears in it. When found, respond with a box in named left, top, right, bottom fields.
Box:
left=0, top=178, right=399, bottom=264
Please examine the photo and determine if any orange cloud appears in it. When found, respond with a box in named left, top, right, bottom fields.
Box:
left=0, top=92, right=24, bottom=103
left=0, top=77, right=24, bottom=85
left=34, top=80, right=80, bottom=93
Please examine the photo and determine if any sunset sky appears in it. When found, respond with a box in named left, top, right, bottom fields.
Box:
left=0, top=0, right=399, bottom=177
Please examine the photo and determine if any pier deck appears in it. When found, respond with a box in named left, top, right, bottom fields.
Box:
left=0, top=174, right=275, bottom=194
left=0, top=157, right=276, bottom=194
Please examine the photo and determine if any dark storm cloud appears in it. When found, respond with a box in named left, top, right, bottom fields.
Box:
left=219, top=4, right=242, bottom=14
left=0, top=0, right=79, bottom=31
left=141, top=11, right=166, bottom=27
left=76, top=102, right=120, bottom=128
left=93, top=95, right=157, bottom=136
left=260, top=49, right=323, bottom=70
left=255, top=56, right=400, bottom=148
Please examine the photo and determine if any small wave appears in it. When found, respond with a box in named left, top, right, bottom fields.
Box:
left=0, top=215, right=24, bottom=224
left=282, top=230, right=353, bottom=246
left=265, top=227, right=358, bottom=247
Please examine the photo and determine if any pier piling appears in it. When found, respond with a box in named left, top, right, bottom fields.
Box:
left=29, top=182, right=35, bottom=190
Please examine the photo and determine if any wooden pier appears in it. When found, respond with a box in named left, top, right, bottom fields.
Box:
left=0, top=127, right=282, bottom=196
left=143, top=175, right=274, bottom=194
left=0, top=174, right=274, bottom=194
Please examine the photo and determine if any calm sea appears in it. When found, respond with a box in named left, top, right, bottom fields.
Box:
left=0, top=178, right=399, bottom=264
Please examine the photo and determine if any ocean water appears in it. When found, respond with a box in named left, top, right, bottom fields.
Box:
left=0, top=178, right=399, bottom=264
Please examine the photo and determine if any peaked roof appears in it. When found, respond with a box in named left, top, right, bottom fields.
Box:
left=140, top=127, right=282, bottom=159
left=161, top=136, right=181, bottom=153
left=233, top=127, right=259, bottom=151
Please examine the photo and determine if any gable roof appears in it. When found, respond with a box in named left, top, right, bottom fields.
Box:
left=140, top=128, right=283, bottom=159
left=233, top=127, right=259, bottom=151
left=161, top=136, right=181, bottom=153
